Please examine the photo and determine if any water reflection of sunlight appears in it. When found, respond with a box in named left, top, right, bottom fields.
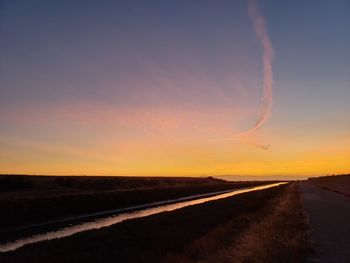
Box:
left=0, top=182, right=287, bottom=253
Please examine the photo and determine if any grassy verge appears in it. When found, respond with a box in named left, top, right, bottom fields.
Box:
left=165, top=183, right=310, bottom=263
left=307, top=174, right=350, bottom=197
left=229, top=183, right=309, bottom=263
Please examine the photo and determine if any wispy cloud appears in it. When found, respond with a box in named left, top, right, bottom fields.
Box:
left=237, top=0, right=275, bottom=150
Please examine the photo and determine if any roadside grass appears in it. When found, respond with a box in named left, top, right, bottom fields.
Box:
left=307, top=174, right=350, bottom=197
left=165, top=183, right=310, bottom=263
left=229, top=183, right=309, bottom=263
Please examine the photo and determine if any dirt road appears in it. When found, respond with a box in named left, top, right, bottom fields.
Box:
left=300, top=183, right=350, bottom=263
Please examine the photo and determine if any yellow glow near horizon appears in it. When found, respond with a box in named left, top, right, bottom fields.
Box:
left=1, top=115, right=349, bottom=178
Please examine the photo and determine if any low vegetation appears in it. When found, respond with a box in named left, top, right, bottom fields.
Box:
left=308, top=174, right=350, bottom=197
left=0, top=175, right=272, bottom=229
left=0, top=183, right=310, bottom=263
left=229, top=183, right=309, bottom=262
left=164, top=183, right=310, bottom=263
left=0, top=175, right=228, bottom=193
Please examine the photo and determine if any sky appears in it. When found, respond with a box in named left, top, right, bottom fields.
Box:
left=0, top=0, right=349, bottom=178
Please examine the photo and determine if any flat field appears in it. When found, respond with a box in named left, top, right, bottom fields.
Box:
left=307, top=174, right=350, bottom=197
left=0, top=175, right=272, bottom=229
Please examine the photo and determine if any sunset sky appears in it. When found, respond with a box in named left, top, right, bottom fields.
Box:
left=1, top=0, right=349, bottom=178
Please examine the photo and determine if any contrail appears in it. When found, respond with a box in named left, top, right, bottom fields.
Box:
left=236, top=0, right=275, bottom=149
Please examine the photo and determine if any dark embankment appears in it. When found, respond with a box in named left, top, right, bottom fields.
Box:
left=307, top=174, right=350, bottom=197
left=0, top=183, right=310, bottom=263
left=0, top=175, right=273, bottom=229
left=224, top=182, right=309, bottom=262
left=164, top=183, right=309, bottom=263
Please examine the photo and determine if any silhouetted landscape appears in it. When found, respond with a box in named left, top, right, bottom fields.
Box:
left=1, top=0, right=349, bottom=262
left=0, top=177, right=309, bottom=263
left=0, top=175, right=271, bottom=229
left=307, top=174, right=350, bottom=197
left=1, top=174, right=350, bottom=262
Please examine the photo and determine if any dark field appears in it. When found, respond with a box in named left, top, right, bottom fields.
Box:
left=307, top=174, right=350, bottom=197
left=0, top=182, right=309, bottom=263
left=0, top=175, right=272, bottom=229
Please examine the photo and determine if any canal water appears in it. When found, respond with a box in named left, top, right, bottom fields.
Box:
left=0, top=182, right=287, bottom=252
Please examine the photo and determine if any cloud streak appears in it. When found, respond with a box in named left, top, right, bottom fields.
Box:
left=236, top=0, right=274, bottom=149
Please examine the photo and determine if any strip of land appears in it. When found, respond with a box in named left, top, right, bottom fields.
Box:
left=307, top=174, right=350, bottom=197
left=0, top=175, right=272, bottom=230
left=0, top=182, right=309, bottom=263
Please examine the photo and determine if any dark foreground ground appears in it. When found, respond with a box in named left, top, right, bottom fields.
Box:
left=307, top=174, right=350, bottom=197
left=0, top=175, right=272, bottom=229
left=300, top=182, right=350, bottom=263
left=0, top=183, right=309, bottom=263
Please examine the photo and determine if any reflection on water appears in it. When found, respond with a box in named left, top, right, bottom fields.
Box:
left=0, top=182, right=287, bottom=252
